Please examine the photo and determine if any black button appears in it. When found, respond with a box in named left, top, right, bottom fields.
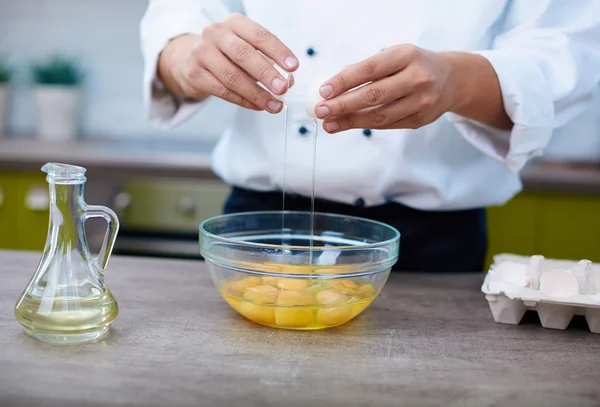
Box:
left=354, top=197, right=365, bottom=207
left=363, top=129, right=372, bottom=137
left=298, top=126, right=308, bottom=135
left=306, top=47, right=316, bottom=56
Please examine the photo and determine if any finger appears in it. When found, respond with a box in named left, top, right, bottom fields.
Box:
left=227, top=13, right=299, bottom=72
left=322, top=95, right=422, bottom=133
left=257, top=51, right=295, bottom=88
left=315, top=72, right=413, bottom=119
left=320, top=45, right=414, bottom=100
left=218, top=33, right=290, bottom=95
left=203, top=50, right=283, bottom=113
left=184, top=67, right=262, bottom=110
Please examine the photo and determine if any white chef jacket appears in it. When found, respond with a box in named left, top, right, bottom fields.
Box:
left=140, top=0, right=600, bottom=211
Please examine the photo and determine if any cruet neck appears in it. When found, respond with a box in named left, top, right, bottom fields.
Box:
left=42, top=163, right=87, bottom=185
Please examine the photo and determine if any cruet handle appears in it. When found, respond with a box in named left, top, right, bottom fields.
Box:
left=83, top=205, right=120, bottom=275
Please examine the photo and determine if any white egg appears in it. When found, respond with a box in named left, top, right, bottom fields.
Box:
left=492, top=261, right=529, bottom=287
left=260, top=63, right=293, bottom=102
left=305, top=76, right=329, bottom=118
left=539, top=269, right=579, bottom=298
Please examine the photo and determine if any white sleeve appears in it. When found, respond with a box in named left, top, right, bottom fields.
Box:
left=447, top=0, right=600, bottom=173
left=140, top=0, right=232, bottom=129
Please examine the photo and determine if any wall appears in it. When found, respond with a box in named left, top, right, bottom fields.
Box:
left=0, top=0, right=242, bottom=140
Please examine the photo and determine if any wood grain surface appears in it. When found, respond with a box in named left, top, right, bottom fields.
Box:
left=0, top=250, right=599, bottom=407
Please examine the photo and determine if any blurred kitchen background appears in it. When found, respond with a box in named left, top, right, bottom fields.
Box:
left=0, top=0, right=599, bottom=267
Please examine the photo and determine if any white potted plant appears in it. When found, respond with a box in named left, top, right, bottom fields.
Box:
left=32, top=56, right=84, bottom=141
left=0, top=58, right=12, bottom=137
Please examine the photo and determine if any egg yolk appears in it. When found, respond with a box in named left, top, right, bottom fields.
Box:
left=243, top=285, right=279, bottom=304
left=316, top=290, right=349, bottom=305
left=229, top=276, right=262, bottom=293
left=357, top=284, right=375, bottom=298
left=237, top=302, right=275, bottom=325
left=276, top=278, right=309, bottom=291
left=330, top=279, right=358, bottom=295
left=277, top=290, right=314, bottom=306
left=261, top=276, right=279, bottom=286
left=317, top=305, right=353, bottom=326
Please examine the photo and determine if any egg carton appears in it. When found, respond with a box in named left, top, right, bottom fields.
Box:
left=482, top=253, right=600, bottom=333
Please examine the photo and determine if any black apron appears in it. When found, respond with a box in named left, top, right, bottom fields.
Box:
left=223, top=186, right=487, bottom=272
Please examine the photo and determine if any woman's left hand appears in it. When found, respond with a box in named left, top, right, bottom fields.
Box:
left=315, top=44, right=458, bottom=133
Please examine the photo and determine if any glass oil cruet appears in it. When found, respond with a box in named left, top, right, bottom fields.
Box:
left=14, top=163, right=120, bottom=344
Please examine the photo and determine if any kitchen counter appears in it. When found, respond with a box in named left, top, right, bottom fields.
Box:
left=0, top=137, right=216, bottom=179
left=1, top=250, right=599, bottom=407
left=1, top=137, right=600, bottom=192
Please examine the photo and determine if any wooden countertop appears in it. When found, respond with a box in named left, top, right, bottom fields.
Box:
left=1, top=137, right=600, bottom=193
left=1, top=250, right=599, bottom=407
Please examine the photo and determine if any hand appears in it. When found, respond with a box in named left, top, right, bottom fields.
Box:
left=315, top=44, right=512, bottom=132
left=158, top=12, right=298, bottom=114
left=314, top=44, right=456, bottom=132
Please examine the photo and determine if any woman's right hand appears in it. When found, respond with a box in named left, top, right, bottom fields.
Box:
left=157, top=13, right=298, bottom=114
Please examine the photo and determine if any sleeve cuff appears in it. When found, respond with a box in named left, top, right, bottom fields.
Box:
left=447, top=49, right=554, bottom=173
left=141, top=8, right=219, bottom=129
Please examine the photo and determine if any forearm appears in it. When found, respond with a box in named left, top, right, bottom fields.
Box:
left=158, top=34, right=209, bottom=100
left=445, top=52, right=513, bottom=130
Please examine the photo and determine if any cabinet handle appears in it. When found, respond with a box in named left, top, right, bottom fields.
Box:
left=25, top=187, right=49, bottom=211
left=177, top=196, right=197, bottom=216
left=0, top=187, right=3, bottom=209
left=113, top=192, right=132, bottom=215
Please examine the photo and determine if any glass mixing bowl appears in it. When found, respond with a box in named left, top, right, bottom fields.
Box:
left=199, top=211, right=400, bottom=330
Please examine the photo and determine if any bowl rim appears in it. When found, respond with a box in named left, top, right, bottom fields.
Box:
left=198, top=210, right=401, bottom=251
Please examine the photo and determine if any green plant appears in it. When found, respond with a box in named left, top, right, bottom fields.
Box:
left=32, top=56, right=84, bottom=86
left=0, top=58, right=12, bottom=84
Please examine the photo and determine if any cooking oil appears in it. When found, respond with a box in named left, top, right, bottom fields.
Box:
left=13, top=162, right=120, bottom=344
left=15, top=291, right=118, bottom=343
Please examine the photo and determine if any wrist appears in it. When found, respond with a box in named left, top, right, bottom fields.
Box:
left=158, top=34, right=202, bottom=98
left=441, top=52, right=472, bottom=115
left=442, top=51, right=512, bottom=129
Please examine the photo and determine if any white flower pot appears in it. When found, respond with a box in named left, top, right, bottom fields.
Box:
left=35, top=85, right=81, bottom=141
left=0, top=84, right=10, bottom=137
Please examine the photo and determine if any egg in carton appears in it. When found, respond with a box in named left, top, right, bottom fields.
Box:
left=482, top=253, right=600, bottom=333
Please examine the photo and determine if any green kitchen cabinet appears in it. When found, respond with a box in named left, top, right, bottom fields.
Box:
left=485, top=194, right=539, bottom=268
left=0, top=174, right=18, bottom=250
left=16, top=173, right=50, bottom=251
left=485, top=191, right=600, bottom=270
left=0, top=171, right=49, bottom=252
left=535, top=193, right=600, bottom=262
left=118, top=178, right=231, bottom=233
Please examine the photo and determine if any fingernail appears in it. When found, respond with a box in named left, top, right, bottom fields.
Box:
left=315, top=105, right=330, bottom=118
left=267, top=100, right=283, bottom=113
left=324, top=121, right=339, bottom=132
left=272, top=77, right=286, bottom=93
left=320, top=85, right=333, bottom=98
left=284, top=56, right=298, bottom=69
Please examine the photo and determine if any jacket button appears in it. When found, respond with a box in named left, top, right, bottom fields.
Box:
left=306, top=47, right=316, bottom=56
left=354, top=197, right=365, bottom=208
left=298, top=126, right=308, bottom=135
left=362, top=129, right=372, bottom=137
